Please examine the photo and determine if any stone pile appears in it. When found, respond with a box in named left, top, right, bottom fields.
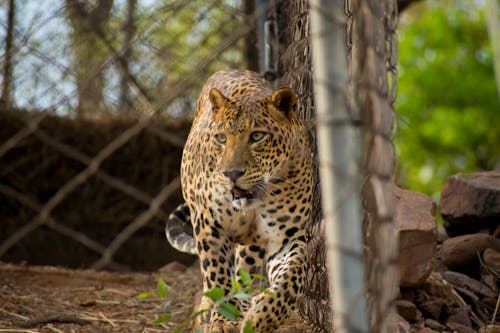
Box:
left=394, top=172, right=500, bottom=333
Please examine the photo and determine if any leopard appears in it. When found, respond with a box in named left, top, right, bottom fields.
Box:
left=165, top=69, right=313, bottom=333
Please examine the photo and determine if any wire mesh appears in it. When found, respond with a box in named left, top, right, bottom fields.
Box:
left=356, top=0, right=400, bottom=331
left=276, top=0, right=399, bottom=331
left=1, top=0, right=399, bottom=331
left=0, top=0, right=255, bottom=271
left=273, top=1, right=327, bottom=331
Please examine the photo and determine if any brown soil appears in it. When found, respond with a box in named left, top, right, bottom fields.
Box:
left=0, top=262, right=310, bottom=333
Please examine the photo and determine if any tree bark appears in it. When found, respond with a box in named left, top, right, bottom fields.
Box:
left=1, top=0, right=15, bottom=107
left=243, top=0, right=259, bottom=72
left=65, top=0, right=114, bottom=117
left=119, top=0, right=136, bottom=113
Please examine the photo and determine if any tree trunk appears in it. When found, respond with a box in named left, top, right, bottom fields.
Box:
left=119, top=0, right=136, bottom=113
left=1, top=0, right=15, bottom=107
left=243, top=0, right=259, bottom=72
left=65, top=0, right=114, bottom=117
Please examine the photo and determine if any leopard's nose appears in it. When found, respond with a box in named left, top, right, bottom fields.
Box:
left=223, top=169, right=245, bottom=182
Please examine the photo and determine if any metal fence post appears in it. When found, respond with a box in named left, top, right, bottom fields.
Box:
left=310, top=1, right=368, bottom=332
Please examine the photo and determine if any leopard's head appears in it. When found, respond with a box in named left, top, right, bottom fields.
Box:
left=208, top=86, right=301, bottom=203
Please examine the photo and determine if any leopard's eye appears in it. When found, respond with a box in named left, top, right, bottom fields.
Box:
left=249, top=131, right=266, bottom=143
left=214, top=133, right=227, bottom=144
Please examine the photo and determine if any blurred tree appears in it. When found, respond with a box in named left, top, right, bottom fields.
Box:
left=130, top=0, right=244, bottom=115
left=119, top=0, right=137, bottom=113
left=66, top=0, right=114, bottom=116
left=395, top=0, right=500, bottom=200
left=243, top=0, right=258, bottom=72
left=1, top=0, right=15, bottom=107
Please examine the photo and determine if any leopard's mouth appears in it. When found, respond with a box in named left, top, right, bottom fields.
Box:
left=231, top=186, right=254, bottom=200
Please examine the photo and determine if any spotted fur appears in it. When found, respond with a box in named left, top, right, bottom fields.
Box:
left=166, top=70, right=313, bottom=333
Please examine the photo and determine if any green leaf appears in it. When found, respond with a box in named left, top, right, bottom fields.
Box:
left=157, top=278, right=168, bottom=298
left=233, top=291, right=251, bottom=300
left=243, top=321, right=254, bottom=333
left=231, top=280, right=241, bottom=292
left=218, top=301, right=240, bottom=321
left=238, top=268, right=251, bottom=287
left=262, top=289, right=276, bottom=298
left=137, top=291, right=154, bottom=299
left=152, top=313, right=172, bottom=325
left=243, top=287, right=257, bottom=295
left=173, top=324, right=187, bottom=333
left=204, top=287, right=225, bottom=302
left=250, top=273, right=266, bottom=281
left=190, top=309, right=208, bottom=320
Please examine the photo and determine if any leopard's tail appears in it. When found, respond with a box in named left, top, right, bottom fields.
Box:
left=165, top=203, right=197, bottom=255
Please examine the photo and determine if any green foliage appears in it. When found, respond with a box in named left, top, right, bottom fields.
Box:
left=130, top=0, right=244, bottom=109
left=156, top=278, right=168, bottom=298
left=243, top=321, right=255, bottom=333
left=204, top=287, right=226, bottom=302
left=137, top=277, right=168, bottom=300
left=396, top=0, right=500, bottom=200
left=137, top=277, right=171, bottom=325
left=202, top=268, right=271, bottom=324
left=238, top=268, right=251, bottom=287
left=137, top=270, right=267, bottom=331
left=217, top=301, right=240, bottom=321
left=152, top=313, right=172, bottom=325
left=137, top=291, right=154, bottom=299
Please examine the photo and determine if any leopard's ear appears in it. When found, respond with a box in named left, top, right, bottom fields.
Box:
left=209, top=88, right=228, bottom=115
left=271, top=87, right=297, bottom=118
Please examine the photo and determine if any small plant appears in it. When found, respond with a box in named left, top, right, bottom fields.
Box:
left=138, top=270, right=273, bottom=332
left=138, top=277, right=169, bottom=299
left=137, top=278, right=174, bottom=324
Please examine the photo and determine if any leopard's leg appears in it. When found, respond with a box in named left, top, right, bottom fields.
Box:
left=193, top=214, right=236, bottom=333
left=234, top=244, right=266, bottom=314
left=242, top=237, right=307, bottom=333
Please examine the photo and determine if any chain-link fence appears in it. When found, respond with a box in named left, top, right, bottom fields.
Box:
left=0, top=0, right=257, bottom=271
left=275, top=0, right=399, bottom=332
left=1, top=0, right=400, bottom=331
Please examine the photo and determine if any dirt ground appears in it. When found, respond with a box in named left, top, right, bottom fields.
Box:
left=0, top=262, right=310, bottom=333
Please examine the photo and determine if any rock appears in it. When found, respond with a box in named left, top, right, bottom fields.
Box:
left=424, top=318, right=447, bottom=331
left=158, top=261, right=188, bottom=273
left=481, top=273, right=499, bottom=295
left=443, top=271, right=497, bottom=298
left=483, top=297, right=500, bottom=311
left=454, top=286, right=480, bottom=305
left=421, top=277, right=453, bottom=298
left=437, top=223, right=449, bottom=243
left=394, top=187, right=437, bottom=287
left=483, top=248, right=500, bottom=271
left=446, top=305, right=472, bottom=328
left=441, top=234, right=500, bottom=269
left=414, top=290, right=445, bottom=320
left=447, top=322, right=477, bottom=333
left=493, top=225, right=500, bottom=238
left=412, top=326, right=437, bottom=333
left=392, top=313, right=411, bottom=333
left=396, top=299, right=422, bottom=322
left=440, top=171, right=500, bottom=237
